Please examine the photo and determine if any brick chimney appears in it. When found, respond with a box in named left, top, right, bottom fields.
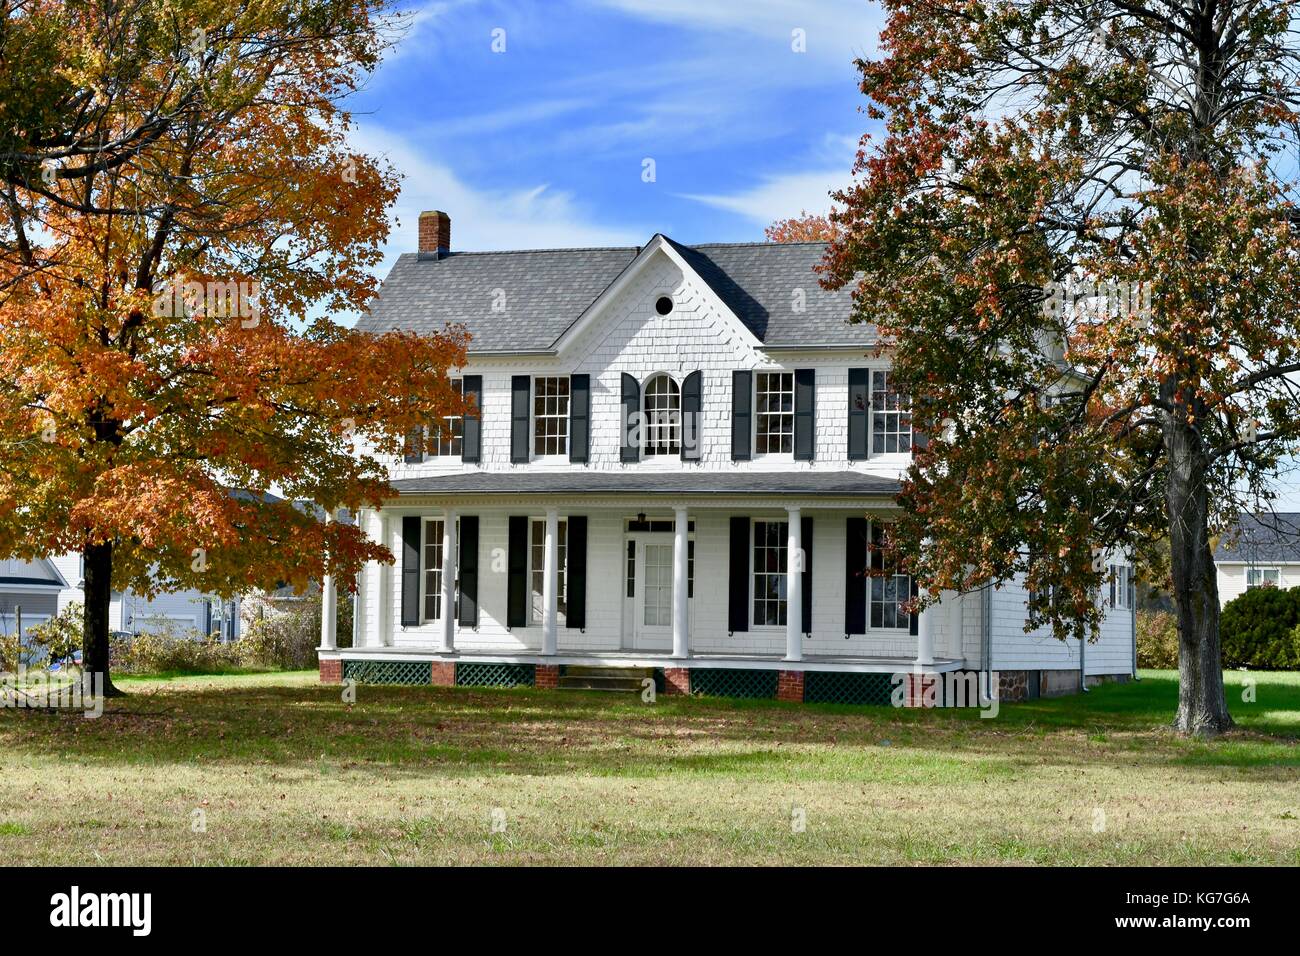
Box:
left=418, top=210, right=451, bottom=258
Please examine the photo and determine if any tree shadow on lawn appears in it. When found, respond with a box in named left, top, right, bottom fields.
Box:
left=1, top=670, right=1295, bottom=781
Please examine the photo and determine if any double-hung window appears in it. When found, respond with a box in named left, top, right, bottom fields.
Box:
left=1247, top=567, right=1280, bottom=590
left=425, top=379, right=464, bottom=457
left=870, top=370, right=912, bottom=454
left=1108, top=565, right=1135, bottom=609
left=529, top=519, right=567, bottom=623
left=754, top=372, right=794, bottom=455
left=752, top=520, right=788, bottom=626
left=423, top=518, right=460, bottom=621
left=533, top=376, right=570, bottom=457
left=870, top=523, right=912, bottom=629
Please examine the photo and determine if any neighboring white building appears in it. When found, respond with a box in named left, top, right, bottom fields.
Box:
left=1214, top=513, right=1300, bottom=607
left=318, top=211, right=1135, bottom=704
left=0, top=553, right=240, bottom=651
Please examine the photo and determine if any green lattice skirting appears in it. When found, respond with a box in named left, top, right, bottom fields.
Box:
left=455, top=662, right=535, bottom=688
left=803, top=671, right=898, bottom=707
left=342, top=659, right=431, bottom=686
left=689, top=668, right=778, bottom=700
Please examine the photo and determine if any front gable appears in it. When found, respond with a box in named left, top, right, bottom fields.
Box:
left=553, top=236, right=764, bottom=366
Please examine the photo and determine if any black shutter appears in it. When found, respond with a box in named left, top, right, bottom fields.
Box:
left=844, top=516, right=867, bottom=634
left=728, top=516, right=749, bottom=633
left=507, top=515, right=529, bottom=628
left=403, top=426, right=424, bottom=464
left=909, top=576, right=920, bottom=636
left=570, top=374, right=590, bottom=463
left=911, top=409, right=927, bottom=455
left=458, top=516, right=479, bottom=627
left=794, top=368, right=815, bottom=461
left=461, top=375, right=483, bottom=463
left=848, top=368, right=869, bottom=460
left=680, top=370, right=702, bottom=462
left=621, top=373, right=640, bottom=463
left=801, top=515, right=813, bottom=635
left=731, top=370, right=752, bottom=461
left=401, top=516, right=422, bottom=627
left=510, top=375, right=530, bottom=463
left=566, top=516, right=587, bottom=629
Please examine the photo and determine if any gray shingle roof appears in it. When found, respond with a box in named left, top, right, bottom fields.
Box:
left=389, top=471, right=901, bottom=497
left=356, top=238, right=873, bottom=352
left=1214, top=513, right=1300, bottom=563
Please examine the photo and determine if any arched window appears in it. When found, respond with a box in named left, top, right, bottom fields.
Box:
left=642, top=374, right=681, bottom=457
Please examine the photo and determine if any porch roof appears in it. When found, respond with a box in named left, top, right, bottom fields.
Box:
left=388, top=470, right=902, bottom=498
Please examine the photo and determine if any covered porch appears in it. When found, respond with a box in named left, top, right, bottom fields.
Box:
left=319, top=470, right=971, bottom=682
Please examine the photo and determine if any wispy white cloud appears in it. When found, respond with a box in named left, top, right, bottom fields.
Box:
left=677, top=133, right=857, bottom=225
left=349, top=122, right=645, bottom=267
left=585, top=0, right=883, bottom=62
left=679, top=167, right=849, bottom=225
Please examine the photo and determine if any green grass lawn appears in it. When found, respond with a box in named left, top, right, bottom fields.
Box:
left=1, top=668, right=1297, bottom=865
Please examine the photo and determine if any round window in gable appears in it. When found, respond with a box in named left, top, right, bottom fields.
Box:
left=655, top=295, right=674, bottom=315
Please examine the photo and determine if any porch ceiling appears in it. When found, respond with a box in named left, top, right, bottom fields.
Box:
left=389, top=470, right=902, bottom=498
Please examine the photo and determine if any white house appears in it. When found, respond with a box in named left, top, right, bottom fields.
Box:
left=318, top=211, right=1135, bottom=704
left=1214, top=512, right=1300, bottom=606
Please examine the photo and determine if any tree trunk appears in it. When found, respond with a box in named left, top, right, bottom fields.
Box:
left=1164, top=413, right=1232, bottom=736
left=82, top=541, right=123, bottom=697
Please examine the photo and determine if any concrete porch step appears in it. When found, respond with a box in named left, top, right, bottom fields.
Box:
left=564, top=665, right=655, bottom=679
left=558, top=676, right=644, bottom=692
left=558, top=665, right=656, bottom=693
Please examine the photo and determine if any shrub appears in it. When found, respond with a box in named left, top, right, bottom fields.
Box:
left=114, top=620, right=243, bottom=675
left=27, top=601, right=83, bottom=665
left=236, top=588, right=350, bottom=669
left=98, top=588, right=347, bottom=676
left=235, top=606, right=319, bottom=670
left=1136, top=610, right=1179, bottom=669
left=1219, top=585, right=1300, bottom=670
left=0, top=628, right=22, bottom=672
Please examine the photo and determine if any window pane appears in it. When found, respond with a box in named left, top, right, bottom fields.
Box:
left=643, top=375, right=681, bottom=457
left=869, top=370, right=912, bottom=458
left=532, top=377, right=570, bottom=457
left=752, top=520, right=789, bottom=627
left=754, top=372, right=794, bottom=455
left=867, top=523, right=912, bottom=630
left=424, top=380, right=464, bottom=458
left=423, top=520, right=444, bottom=621
left=530, top=519, right=568, bottom=624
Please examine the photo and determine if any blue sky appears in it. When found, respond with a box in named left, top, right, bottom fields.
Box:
left=339, top=1, right=1300, bottom=511
left=344, top=0, right=883, bottom=270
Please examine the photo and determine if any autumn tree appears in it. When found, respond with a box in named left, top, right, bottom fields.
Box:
left=825, top=1, right=1300, bottom=735
left=0, top=0, right=466, bottom=695
left=765, top=210, right=836, bottom=242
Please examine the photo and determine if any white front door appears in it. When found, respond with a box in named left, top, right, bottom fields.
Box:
left=634, top=546, right=676, bottom=650
left=623, top=534, right=691, bottom=650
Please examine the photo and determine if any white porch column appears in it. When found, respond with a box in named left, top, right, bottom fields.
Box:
left=915, top=596, right=936, bottom=666
left=671, top=506, right=690, bottom=659
left=439, top=510, right=457, bottom=654
left=320, top=511, right=337, bottom=650
left=376, top=512, right=392, bottom=647
left=542, top=508, right=559, bottom=656
left=352, top=509, right=367, bottom=648
left=785, top=507, right=803, bottom=662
